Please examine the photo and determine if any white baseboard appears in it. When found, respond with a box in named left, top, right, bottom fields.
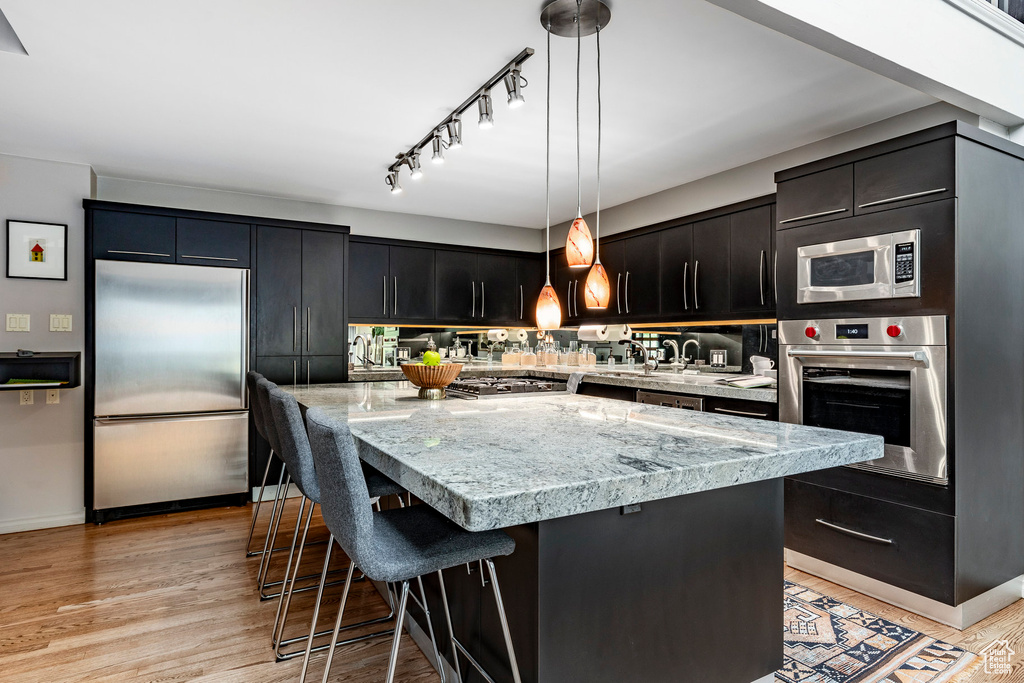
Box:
left=0, top=509, right=86, bottom=535
left=251, top=482, right=302, bottom=502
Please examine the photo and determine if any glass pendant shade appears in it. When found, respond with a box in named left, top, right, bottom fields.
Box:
left=566, top=216, right=594, bottom=268
left=535, top=283, right=562, bottom=330
left=584, top=261, right=610, bottom=308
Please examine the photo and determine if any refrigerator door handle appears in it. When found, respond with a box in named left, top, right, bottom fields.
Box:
left=242, top=272, right=250, bottom=408
left=96, top=411, right=248, bottom=423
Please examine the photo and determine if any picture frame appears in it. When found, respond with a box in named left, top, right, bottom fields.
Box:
left=6, top=220, right=68, bottom=281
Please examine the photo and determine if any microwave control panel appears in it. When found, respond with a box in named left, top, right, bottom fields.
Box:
left=894, top=242, right=915, bottom=284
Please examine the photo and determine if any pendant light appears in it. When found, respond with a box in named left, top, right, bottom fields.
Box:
left=536, top=23, right=562, bottom=331
left=584, top=21, right=610, bottom=309
left=564, top=0, right=594, bottom=269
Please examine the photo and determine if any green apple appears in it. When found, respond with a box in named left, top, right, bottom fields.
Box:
left=423, top=351, right=441, bottom=366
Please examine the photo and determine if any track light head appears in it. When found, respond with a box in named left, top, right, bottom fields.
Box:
left=405, top=153, right=423, bottom=180
left=385, top=169, right=402, bottom=194
left=446, top=115, right=463, bottom=149
left=504, top=67, right=526, bottom=109
left=431, top=131, right=445, bottom=164
left=477, top=93, right=494, bottom=129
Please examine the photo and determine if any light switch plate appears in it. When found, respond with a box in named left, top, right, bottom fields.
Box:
left=6, top=313, right=30, bottom=332
left=49, top=314, right=72, bottom=332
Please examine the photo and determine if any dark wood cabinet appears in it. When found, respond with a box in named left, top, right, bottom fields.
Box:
left=660, top=225, right=693, bottom=317
left=516, top=257, right=544, bottom=325
left=348, top=242, right=390, bottom=320
left=254, top=355, right=301, bottom=386
left=479, top=253, right=518, bottom=324
left=435, top=250, right=479, bottom=323
left=255, top=226, right=302, bottom=357
left=599, top=240, right=625, bottom=318
left=621, top=233, right=661, bottom=317
left=176, top=218, right=250, bottom=267
left=854, top=138, right=955, bottom=215
left=301, top=355, right=348, bottom=386
left=389, top=246, right=435, bottom=321
left=555, top=259, right=585, bottom=323
left=691, top=216, right=730, bottom=317
left=703, top=396, right=777, bottom=421
left=776, top=164, right=852, bottom=229
left=92, top=210, right=176, bottom=263
left=300, top=230, right=347, bottom=356
left=729, top=206, right=773, bottom=313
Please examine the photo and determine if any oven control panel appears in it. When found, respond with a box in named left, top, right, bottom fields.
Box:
left=779, top=316, right=946, bottom=346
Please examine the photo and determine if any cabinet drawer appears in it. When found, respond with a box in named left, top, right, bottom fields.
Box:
left=703, top=396, right=777, bottom=421
left=776, top=165, right=853, bottom=229
left=176, top=218, right=250, bottom=267
left=854, top=139, right=955, bottom=215
left=784, top=479, right=955, bottom=604
left=92, top=210, right=176, bottom=262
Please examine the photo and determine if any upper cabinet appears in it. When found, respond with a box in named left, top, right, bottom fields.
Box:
left=176, top=218, right=250, bottom=267
left=349, top=241, right=435, bottom=323
left=434, top=249, right=519, bottom=325
left=691, top=216, right=731, bottom=317
left=854, top=139, right=955, bottom=215
left=621, top=233, right=661, bottom=318
left=478, top=253, right=518, bottom=324
left=776, top=165, right=853, bottom=229
left=516, top=256, right=545, bottom=326
left=92, top=210, right=176, bottom=263
left=660, top=225, right=693, bottom=318
left=729, top=205, right=773, bottom=314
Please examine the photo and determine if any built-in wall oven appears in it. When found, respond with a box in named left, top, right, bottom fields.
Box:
left=779, top=315, right=947, bottom=485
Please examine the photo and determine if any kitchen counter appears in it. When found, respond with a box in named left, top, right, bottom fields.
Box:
left=291, top=381, right=872, bottom=532
left=348, top=363, right=778, bottom=403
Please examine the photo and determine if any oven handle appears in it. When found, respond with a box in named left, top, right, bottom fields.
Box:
left=786, top=349, right=929, bottom=367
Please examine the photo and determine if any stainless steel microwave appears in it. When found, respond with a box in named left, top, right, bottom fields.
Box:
left=797, top=229, right=920, bottom=304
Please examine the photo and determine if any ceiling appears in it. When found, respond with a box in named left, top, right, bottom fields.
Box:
left=0, top=1, right=934, bottom=228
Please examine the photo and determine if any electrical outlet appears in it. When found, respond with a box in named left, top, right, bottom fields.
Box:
left=6, top=313, right=30, bottom=332
left=46, top=389, right=60, bottom=405
left=20, top=390, right=34, bottom=405
left=49, top=314, right=72, bottom=332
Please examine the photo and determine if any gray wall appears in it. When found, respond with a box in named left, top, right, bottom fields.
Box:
left=0, top=154, right=92, bottom=533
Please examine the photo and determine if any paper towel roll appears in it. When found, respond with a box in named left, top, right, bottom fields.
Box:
left=513, top=328, right=530, bottom=343
left=611, top=325, right=633, bottom=341
left=576, top=325, right=610, bottom=342
left=487, top=329, right=509, bottom=342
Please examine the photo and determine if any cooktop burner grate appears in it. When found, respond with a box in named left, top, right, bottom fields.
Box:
left=446, top=377, right=568, bottom=397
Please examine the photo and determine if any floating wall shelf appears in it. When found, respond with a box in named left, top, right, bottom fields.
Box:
left=0, top=352, right=81, bottom=390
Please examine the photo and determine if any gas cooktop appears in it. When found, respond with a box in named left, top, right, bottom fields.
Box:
left=446, top=377, right=568, bottom=399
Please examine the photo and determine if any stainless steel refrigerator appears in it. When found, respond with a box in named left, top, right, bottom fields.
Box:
left=93, top=260, right=249, bottom=512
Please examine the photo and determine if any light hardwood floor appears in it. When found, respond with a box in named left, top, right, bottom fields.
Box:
left=1, top=504, right=1022, bottom=682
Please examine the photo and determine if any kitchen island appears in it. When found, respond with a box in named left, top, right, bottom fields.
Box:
left=290, top=381, right=880, bottom=683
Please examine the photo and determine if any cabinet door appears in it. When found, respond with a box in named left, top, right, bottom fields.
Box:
left=478, top=253, right=518, bottom=325
left=599, top=240, right=626, bottom=319
left=854, top=139, right=955, bottom=215
left=729, top=206, right=773, bottom=313
left=301, top=356, right=348, bottom=386
left=390, top=246, right=435, bottom=321
left=660, top=225, right=693, bottom=317
left=516, top=256, right=544, bottom=325
left=176, top=218, right=250, bottom=267
left=435, top=250, right=478, bottom=323
left=776, top=164, right=853, bottom=229
left=92, top=210, right=176, bottom=263
left=622, top=233, right=661, bottom=317
left=703, top=397, right=777, bottom=421
left=255, top=355, right=301, bottom=388
left=255, top=227, right=302, bottom=357
left=301, top=230, right=347, bottom=356
left=691, top=216, right=730, bottom=317
left=348, top=242, right=390, bottom=321
left=555, top=258, right=581, bottom=323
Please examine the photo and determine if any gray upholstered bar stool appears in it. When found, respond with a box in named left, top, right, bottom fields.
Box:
left=245, top=371, right=282, bottom=558
left=304, top=408, right=523, bottom=683
left=267, top=386, right=406, bottom=661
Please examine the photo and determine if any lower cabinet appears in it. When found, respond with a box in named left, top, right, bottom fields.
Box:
left=255, top=355, right=346, bottom=388
left=784, top=478, right=956, bottom=605
left=704, top=396, right=777, bottom=421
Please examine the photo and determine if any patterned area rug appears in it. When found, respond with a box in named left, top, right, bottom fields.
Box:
left=777, top=582, right=982, bottom=683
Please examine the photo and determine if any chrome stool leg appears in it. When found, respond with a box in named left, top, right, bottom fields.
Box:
left=245, top=450, right=276, bottom=557
left=299, top=535, right=336, bottom=683
left=410, top=576, right=446, bottom=683
left=382, top=581, right=411, bottom=683
left=437, top=569, right=463, bottom=683
left=258, top=472, right=291, bottom=597
left=485, top=559, right=523, bottom=683
left=271, top=495, right=308, bottom=646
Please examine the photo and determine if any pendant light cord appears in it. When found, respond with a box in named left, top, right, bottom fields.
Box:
left=576, top=0, right=582, bottom=217
left=545, top=24, right=552, bottom=284
left=595, top=21, right=602, bottom=261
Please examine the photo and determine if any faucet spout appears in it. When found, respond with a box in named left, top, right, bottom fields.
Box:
left=352, top=335, right=373, bottom=371
left=619, top=340, right=659, bottom=376
left=681, top=339, right=700, bottom=364
left=663, top=340, right=681, bottom=364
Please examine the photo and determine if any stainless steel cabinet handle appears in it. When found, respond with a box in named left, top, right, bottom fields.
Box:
left=567, top=281, right=573, bottom=316
left=180, top=255, right=239, bottom=262
left=306, top=360, right=310, bottom=390
left=858, top=188, right=946, bottom=209
left=616, top=273, right=622, bottom=315
left=573, top=280, right=579, bottom=317
left=624, top=272, right=630, bottom=314
left=773, top=251, right=778, bottom=306
left=759, top=250, right=766, bottom=306
left=393, top=277, right=397, bottom=316
left=481, top=281, right=485, bottom=318
left=305, top=307, right=311, bottom=352
left=292, top=360, right=297, bottom=389
left=714, top=407, right=768, bottom=418
left=383, top=275, right=387, bottom=316
left=520, top=285, right=524, bottom=320
left=293, top=307, right=298, bottom=351
left=107, top=250, right=171, bottom=257
left=472, top=282, right=476, bottom=318
left=682, top=262, right=689, bottom=311
left=815, top=518, right=894, bottom=545
left=778, top=207, right=847, bottom=224
left=694, top=261, right=700, bottom=310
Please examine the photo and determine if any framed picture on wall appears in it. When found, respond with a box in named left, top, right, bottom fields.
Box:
left=6, top=220, right=68, bottom=281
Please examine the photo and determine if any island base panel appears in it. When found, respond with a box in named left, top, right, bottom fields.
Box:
left=421, top=478, right=783, bottom=683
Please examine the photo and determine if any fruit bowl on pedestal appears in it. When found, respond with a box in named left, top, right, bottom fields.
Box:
left=400, top=363, right=463, bottom=400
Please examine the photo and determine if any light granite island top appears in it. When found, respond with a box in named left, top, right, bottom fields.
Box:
left=289, top=381, right=878, bottom=532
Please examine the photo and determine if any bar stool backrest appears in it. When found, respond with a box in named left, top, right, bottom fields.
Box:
left=267, top=387, right=320, bottom=503
left=255, top=378, right=283, bottom=455
left=246, top=371, right=267, bottom=440
left=305, top=408, right=377, bottom=575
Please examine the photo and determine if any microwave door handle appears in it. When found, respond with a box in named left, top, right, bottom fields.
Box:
left=786, top=349, right=929, bottom=367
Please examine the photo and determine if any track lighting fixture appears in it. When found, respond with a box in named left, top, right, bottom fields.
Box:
left=477, top=93, right=494, bottom=129
left=383, top=49, right=534, bottom=192
left=504, top=67, right=526, bottom=109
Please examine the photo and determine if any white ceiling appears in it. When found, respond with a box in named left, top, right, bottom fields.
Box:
left=0, top=1, right=934, bottom=228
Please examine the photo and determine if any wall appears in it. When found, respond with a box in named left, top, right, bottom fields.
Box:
left=0, top=154, right=92, bottom=534
left=555, top=103, right=982, bottom=243
left=94, top=177, right=544, bottom=253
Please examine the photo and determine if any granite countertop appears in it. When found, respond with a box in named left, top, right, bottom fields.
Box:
left=349, top=364, right=778, bottom=403
left=289, top=382, right=880, bottom=532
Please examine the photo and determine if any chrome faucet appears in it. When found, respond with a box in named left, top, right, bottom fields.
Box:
left=619, top=340, right=659, bottom=376
left=663, top=340, right=681, bottom=364
left=681, top=339, right=700, bottom=364
left=351, top=335, right=373, bottom=370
